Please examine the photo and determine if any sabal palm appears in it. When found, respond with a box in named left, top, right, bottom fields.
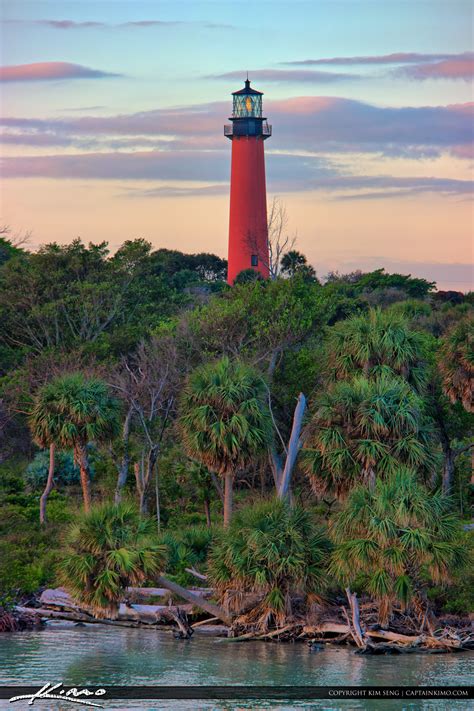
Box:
left=60, top=503, right=166, bottom=618
left=438, top=316, right=473, bottom=413
left=325, top=307, right=428, bottom=391
left=179, top=357, right=271, bottom=526
left=209, top=498, right=330, bottom=630
left=329, top=467, right=466, bottom=626
left=302, top=373, right=435, bottom=498
left=29, top=373, right=120, bottom=510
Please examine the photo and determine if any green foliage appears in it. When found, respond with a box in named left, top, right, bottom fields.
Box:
left=233, top=268, right=264, bottom=285
left=427, top=537, right=474, bottom=615
left=59, top=503, right=166, bottom=618
left=189, top=277, right=328, bottom=366
left=29, top=373, right=121, bottom=449
left=438, top=315, right=473, bottom=412
left=325, top=307, right=429, bottom=392
left=351, top=269, right=435, bottom=298
left=25, top=448, right=95, bottom=488
left=209, top=498, right=330, bottom=628
left=0, top=234, right=472, bottom=617
left=0, top=236, right=24, bottom=267
left=179, top=356, right=272, bottom=477
left=159, top=525, right=213, bottom=586
left=303, top=373, right=436, bottom=497
left=0, top=482, right=72, bottom=601
left=330, top=468, right=467, bottom=625
left=280, top=250, right=318, bottom=282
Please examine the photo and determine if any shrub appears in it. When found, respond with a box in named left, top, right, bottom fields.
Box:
left=209, top=498, right=330, bottom=629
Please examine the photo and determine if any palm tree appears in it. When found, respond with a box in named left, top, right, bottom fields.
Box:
left=179, top=357, right=271, bottom=526
left=60, top=503, right=166, bottom=618
left=438, top=316, right=473, bottom=413
left=302, top=373, right=436, bottom=498
left=329, top=468, right=466, bottom=627
left=325, top=307, right=428, bottom=392
left=29, top=373, right=121, bottom=511
left=209, top=498, right=330, bottom=630
left=60, top=503, right=231, bottom=623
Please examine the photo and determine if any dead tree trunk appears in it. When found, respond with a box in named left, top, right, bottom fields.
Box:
left=155, top=575, right=232, bottom=626
left=114, top=406, right=133, bottom=505
left=278, top=393, right=306, bottom=500
left=39, top=443, right=55, bottom=525
left=343, top=588, right=366, bottom=649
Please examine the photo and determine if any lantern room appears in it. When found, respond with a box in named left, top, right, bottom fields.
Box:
left=224, top=78, right=272, bottom=139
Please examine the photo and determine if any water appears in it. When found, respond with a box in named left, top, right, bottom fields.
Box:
left=0, top=624, right=472, bottom=710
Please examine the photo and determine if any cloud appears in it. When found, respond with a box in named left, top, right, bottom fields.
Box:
left=2, top=149, right=472, bottom=201
left=2, top=97, right=472, bottom=198
left=210, top=69, right=359, bottom=83
left=124, top=184, right=228, bottom=198
left=399, top=58, right=474, bottom=81
left=4, top=18, right=234, bottom=30
left=3, top=97, right=471, bottom=159
left=0, top=62, right=121, bottom=82
left=324, top=175, right=473, bottom=200
left=284, top=52, right=473, bottom=65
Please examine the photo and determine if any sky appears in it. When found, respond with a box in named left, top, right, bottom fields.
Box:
left=1, top=0, right=473, bottom=290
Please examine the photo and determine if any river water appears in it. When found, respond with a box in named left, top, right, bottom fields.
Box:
left=1, top=624, right=472, bottom=710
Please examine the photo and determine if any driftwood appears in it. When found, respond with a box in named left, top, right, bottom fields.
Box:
left=192, top=616, right=220, bottom=628
left=156, top=576, right=232, bottom=626
left=342, top=588, right=366, bottom=648
left=165, top=607, right=193, bottom=639
left=39, top=585, right=225, bottom=622
left=15, top=606, right=157, bottom=629
left=184, top=567, right=208, bottom=582
left=38, top=589, right=194, bottom=625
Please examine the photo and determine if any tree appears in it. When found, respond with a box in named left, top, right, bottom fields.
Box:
left=302, top=373, right=436, bottom=498
left=438, top=316, right=473, bottom=413
left=280, top=250, right=317, bottom=282
left=60, top=503, right=166, bottom=618
left=245, top=197, right=297, bottom=280
left=325, top=307, right=428, bottom=392
left=111, top=332, right=187, bottom=520
left=330, top=468, right=467, bottom=627
left=209, top=498, right=329, bottom=629
left=60, top=502, right=231, bottom=623
left=29, top=373, right=120, bottom=512
left=179, top=357, right=272, bottom=526
left=233, top=268, right=264, bottom=286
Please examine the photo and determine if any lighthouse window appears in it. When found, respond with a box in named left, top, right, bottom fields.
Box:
left=251, top=255, right=258, bottom=267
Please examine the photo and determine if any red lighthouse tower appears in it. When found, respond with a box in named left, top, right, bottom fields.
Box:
left=225, top=78, right=272, bottom=285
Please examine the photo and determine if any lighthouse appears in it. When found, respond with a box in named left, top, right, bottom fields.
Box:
left=225, top=78, right=272, bottom=285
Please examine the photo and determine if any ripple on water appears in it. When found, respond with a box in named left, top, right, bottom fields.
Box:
left=0, top=626, right=472, bottom=710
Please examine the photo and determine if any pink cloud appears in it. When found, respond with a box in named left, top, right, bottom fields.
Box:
left=0, top=62, right=120, bottom=82
left=400, top=58, right=474, bottom=81
left=284, top=52, right=473, bottom=66
left=1, top=96, right=472, bottom=161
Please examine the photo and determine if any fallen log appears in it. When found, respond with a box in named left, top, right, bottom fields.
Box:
left=184, top=567, right=208, bottom=582
left=256, top=624, right=299, bottom=640
left=344, top=588, right=366, bottom=648
left=15, top=606, right=164, bottom=629
left=192, top=617, right=220, bottom=628
left=366, top=629, right=421, bottom=644
left=156, top=576, right=232, bottom=626
left=302, top=623, right=350, bottom=636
